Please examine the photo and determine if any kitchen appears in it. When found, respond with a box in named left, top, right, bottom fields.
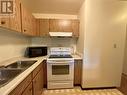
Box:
left=0, top=0, right=127, bottom=95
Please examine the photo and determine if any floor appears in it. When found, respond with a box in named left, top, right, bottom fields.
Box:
left=43, top=87, right=124, bottom=95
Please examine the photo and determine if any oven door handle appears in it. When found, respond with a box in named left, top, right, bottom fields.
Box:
left=48, top=62, right=70, bottom=65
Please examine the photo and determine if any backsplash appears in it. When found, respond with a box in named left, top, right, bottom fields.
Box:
left=31, top=37, right=77, bottom=54
left=0, top=28, right=31, bottom=63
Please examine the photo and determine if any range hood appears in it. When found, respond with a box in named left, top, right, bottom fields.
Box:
left=49, top=32, right=72, bottom=37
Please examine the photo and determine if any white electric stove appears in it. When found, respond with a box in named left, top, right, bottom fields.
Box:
left=47, top=47, right=74, bottom=89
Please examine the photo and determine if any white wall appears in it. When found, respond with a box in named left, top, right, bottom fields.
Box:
left=122, top=2, right=127, bottom=75
left=0, top=28, right=31, bottom=64
left=79, top=0, right=126, bottom=88
left=123, top=25, right=127, bottom=75
left=76, top=1, right=85, bottom=55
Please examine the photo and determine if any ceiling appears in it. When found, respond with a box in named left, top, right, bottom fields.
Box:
left=21, top=0, right=85, bottom=15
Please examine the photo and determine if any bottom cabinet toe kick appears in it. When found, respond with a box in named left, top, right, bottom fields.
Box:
left=48, top=81, right=74, bottom=89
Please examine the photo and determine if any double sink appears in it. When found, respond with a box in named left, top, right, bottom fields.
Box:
left=0, top=60, right=37, bottom=87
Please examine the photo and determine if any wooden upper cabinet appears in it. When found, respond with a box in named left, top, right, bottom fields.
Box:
left=49, top=19, right=79, bottom=37
left=0, top=7, right=10, bottom=29
left=39, top=19, right=49, bottom=36
left=21, top=4, right=37, bottom=36
left=0, top=0, right=38, bottom=36
left=49, top=19, right=72, bottom=32
left=72, top=20, right=79, bottom=37
left=0, top=0, right=21, bottom=32
left=21, top=4, right=34, bottom=36
left=39, top=19, right=79, bottom=37
left=36, top=19, right=40, bottom=36
left=10, top=0, right=21, bottom=32
left=0, top=18, right=10, bottom=29
left=31, top=15, right=37, bottom=36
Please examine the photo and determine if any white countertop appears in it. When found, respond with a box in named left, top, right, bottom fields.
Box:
left=0, top=54, right=82, bottom=95
left=72, top=54, right=82, bottom=60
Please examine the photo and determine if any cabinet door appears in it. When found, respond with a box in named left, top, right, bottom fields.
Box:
left=9, top=0, right=21, bottom=32
left=43, top=60, right=47, bottom=87
left=30, top=16, right=37, bottom=36
left=33, top=68, right=43, bottom=95
left=36, top=19, right=40, bottom=36
left=21, top=4, right=32, bottom=35
left=33, top=17, right=37, bottom=36
left=9, top=74, right=32, bottom=95
left=49, top=19, right=72, bottom=32
left=74, top=60, right=82, bottom=85
left=22, top=83, right=32, bottom=95
left=119, top=74, right=127, bottom=95
left=72, top=20, right=79, bottom=37
left=40, top=19, right=49, bottom=36
left=0, top=17, right=10, bottom=29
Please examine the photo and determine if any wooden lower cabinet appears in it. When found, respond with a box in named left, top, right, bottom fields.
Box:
left=33, top=68, right=43, bottom=95
left=22, top=83, right=33, bottom=95
left=118, top=73, right=127, bottom=95
left=43, top=60, right=47, bottom=87
left=9, top=62, right=43, bottom=95
left=74, top=59, right=82, bottom=85
left=9, top=74, right=32, bottom=95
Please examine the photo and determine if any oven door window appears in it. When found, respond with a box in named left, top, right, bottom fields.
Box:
left=52, top=65, right=69, bottom=75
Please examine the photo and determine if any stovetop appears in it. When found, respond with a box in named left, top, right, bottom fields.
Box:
left=49, top=55, right=73, bottom=58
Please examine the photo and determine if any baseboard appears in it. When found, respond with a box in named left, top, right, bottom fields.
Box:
left=81, top=86, right=116, bottom=90
left=74, top=84, right=81, bottom=86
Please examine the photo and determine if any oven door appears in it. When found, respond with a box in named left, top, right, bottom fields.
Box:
left=47, top=60, right=74, bottom=81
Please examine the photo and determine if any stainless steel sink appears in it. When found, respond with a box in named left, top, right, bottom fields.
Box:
left=5, top=60, right=37, bottom=69
left=0, top=69, right=23, bottom=87
left=0, top=60, right=37, bottom=87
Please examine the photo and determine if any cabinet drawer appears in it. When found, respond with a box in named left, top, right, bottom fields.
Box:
left=32, top=63, right=43, bottom=78
left=9, top=74, right=32, bottom=95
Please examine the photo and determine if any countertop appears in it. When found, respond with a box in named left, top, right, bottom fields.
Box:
left=0, top=56, right=47, bottom=95
left=72, top=54, right=82, bottom=60
left=0, top=54, right=82, bottom=95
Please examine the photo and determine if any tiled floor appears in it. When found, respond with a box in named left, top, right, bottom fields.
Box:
left=43, top=87, right=123, bottom=95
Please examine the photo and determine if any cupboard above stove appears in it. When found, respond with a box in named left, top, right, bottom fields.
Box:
left=38, top=19, right=79, bottom=37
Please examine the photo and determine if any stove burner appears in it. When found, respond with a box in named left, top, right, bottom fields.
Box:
left=49, top=55, right=73, bottom=58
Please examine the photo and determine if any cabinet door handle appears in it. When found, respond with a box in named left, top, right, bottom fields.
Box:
left=24, top=29, right=26, bottom=32
left=1, top=21, right=6, bottom=25
left=29, top=88, right=32, bottom=91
